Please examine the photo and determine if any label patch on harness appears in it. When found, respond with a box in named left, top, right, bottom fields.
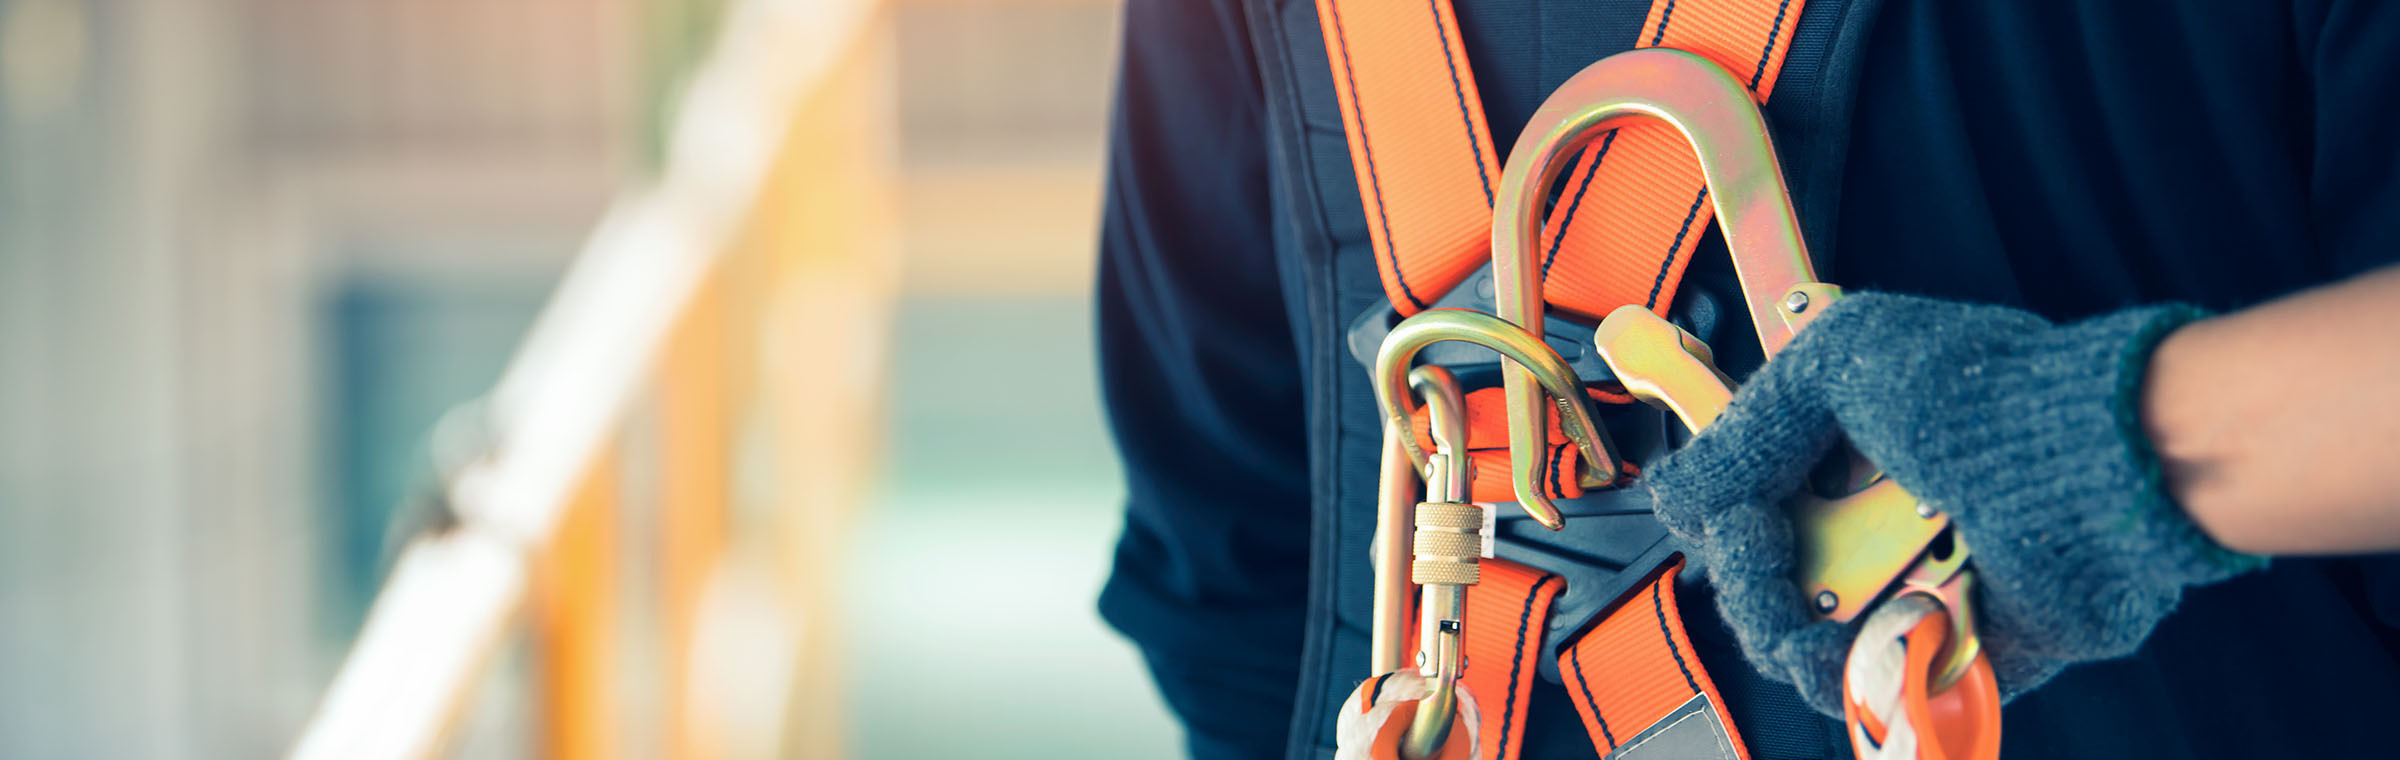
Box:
left=1476, top=501, right=1497, bottom=557
left=1603, top=693, right=1740, bottom=760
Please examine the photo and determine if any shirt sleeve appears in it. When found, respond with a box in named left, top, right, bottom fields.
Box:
left=2300, top=0, right=2400, bottom=278
left=2298, top=0, right=2400, bottom=636
left=1093, top=0, right=1313, bottom=757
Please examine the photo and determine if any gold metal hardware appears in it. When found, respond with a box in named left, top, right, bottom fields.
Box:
left=1488, top=49, right=1819, bottom=504
left=1373, top=309, right=1618, bottom=530
left=1369, top=313, right=1610, bottom=760
left=1592, top=304, right=1982, bottom=690
left=1399, top=365, right=1471, bottom=760
left=1488, top=48, right=1986, bottom=694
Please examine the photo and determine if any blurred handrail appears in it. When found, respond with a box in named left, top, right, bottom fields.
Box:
left=288, top=1, right=879, bottom=758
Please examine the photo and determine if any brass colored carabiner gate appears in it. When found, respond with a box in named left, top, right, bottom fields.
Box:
left=1367, top=361, right=1474, bottom=760
left=1368, top=310, right=1606, bottom=760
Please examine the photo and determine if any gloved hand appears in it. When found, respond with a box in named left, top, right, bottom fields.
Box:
left=1642, top=292, right=2266, bottom=716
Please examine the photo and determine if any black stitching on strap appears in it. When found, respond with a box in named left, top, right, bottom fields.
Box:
left=1646, top=188, right=1710, bottom=308
left=1649, top=0, right=1679, bottom=46
left=1367, top=672, right=1395, bottom=708
left=1555, top=441, right=1574, bottom=493
left=1326, top=0, right=1426, bottom=311
left=1569, top=644, right=1619, bottom=749
left=1652, top=580, right=1701, bottom=694
left=1426, top=0, right=1494, bottom=206
left=1749, top=0, right=1796, bottom=91
left=1496, top=573, right=1558, bottom=760
left=1540, top=129, right=1620, bottom=280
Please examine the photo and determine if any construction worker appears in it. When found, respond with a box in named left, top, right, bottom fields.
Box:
left=1095, top=1, right=2400, bottom=758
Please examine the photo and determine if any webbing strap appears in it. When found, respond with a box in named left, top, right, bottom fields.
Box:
left=1313, top=0, right=1500, bottom=314
left=1457, top=560, right=1562, bottom=760
left=1409, top=387, right=1635, bottom=503
left=1559, top=559, right=1752, bottom=759
left=1321, top=0, right=1811, bottom=755
left=1454, top=560, right=1748, bottom=760
left=1535, top=1, right=1808, bottom=321
left=1313, top=0, right=1808, bottom=320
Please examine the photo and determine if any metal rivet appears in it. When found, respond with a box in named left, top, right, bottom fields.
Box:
left=1782, top=290, right=1811, bottom=314
left=1916, top=503, right=1938, bottom=519
left=1813, top=590, right=1839, bottom=613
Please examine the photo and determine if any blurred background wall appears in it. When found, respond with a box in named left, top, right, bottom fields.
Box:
left=847, top=0, right=1179, bottom=756
left=0, top=0, right=1176, bottom=756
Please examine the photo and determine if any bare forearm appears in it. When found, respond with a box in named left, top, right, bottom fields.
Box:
left=2142, top=264, right=2400, bottom=555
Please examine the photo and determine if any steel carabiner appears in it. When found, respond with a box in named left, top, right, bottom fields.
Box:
left=1372, top=309, right=1615, bottom=530
left=1364, top=363, right=1474, bottom=760
left=1372, top=365, right=1472, bottom=678
left=1366, top=311, right=1609, bottom=760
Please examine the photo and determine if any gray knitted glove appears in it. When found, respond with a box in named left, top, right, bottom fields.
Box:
left=1642, top=292, right=2265, bottom=716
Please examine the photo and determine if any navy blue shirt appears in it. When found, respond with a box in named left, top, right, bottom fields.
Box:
left=1097, top=1, right=2400, bottom=758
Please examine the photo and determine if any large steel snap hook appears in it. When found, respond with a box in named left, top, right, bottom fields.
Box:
left=1488, top=47, right=1818, bottom=482
left=1497, top=48, right=1998, bottom=759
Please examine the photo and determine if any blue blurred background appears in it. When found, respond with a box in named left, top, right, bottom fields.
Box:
left=0, top=0, right=1175, bottom=756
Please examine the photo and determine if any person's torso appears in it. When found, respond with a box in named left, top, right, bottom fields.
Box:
left=1242, top=0, right=2400, bottom=757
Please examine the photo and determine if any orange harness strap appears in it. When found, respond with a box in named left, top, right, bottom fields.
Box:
left=1559, top=559, right=1751, bottom=759
left=1313, top=0, right=1807, bottom=321
left=1536, top=0, right=1808, bottom=321
left=1410, top=387, right=1636, bottom=503
left=1320, top=0, right=1813, bottom=757
left=1456, top=559, right=1748, bottom=760
left=1456, top=561, right=1564, bottom=760
left=1312, top=0, right=1499, bottom=314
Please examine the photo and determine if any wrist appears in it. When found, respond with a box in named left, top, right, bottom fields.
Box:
left=2119, top=306, right=2268, bottom=576
left=1877, top=302, right=2259, bottom=588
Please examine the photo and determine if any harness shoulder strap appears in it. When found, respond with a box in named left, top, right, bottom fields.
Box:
left=1312, top=0, right=1500, bottom=314
left=1314, top=0, right=1809, bottom=321
left=1536, top=1, right=1809, bottom=321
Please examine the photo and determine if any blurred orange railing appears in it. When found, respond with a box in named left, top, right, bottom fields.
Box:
left=289, top=1, right=895, bottom=757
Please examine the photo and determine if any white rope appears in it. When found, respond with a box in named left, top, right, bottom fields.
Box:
left=1845, top=594, right=1943, bottom=760
left=1333, top=671, right=1483, bottom=760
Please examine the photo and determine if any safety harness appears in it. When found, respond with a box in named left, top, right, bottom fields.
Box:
left=1315, top=2, right=2002, bottom=759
